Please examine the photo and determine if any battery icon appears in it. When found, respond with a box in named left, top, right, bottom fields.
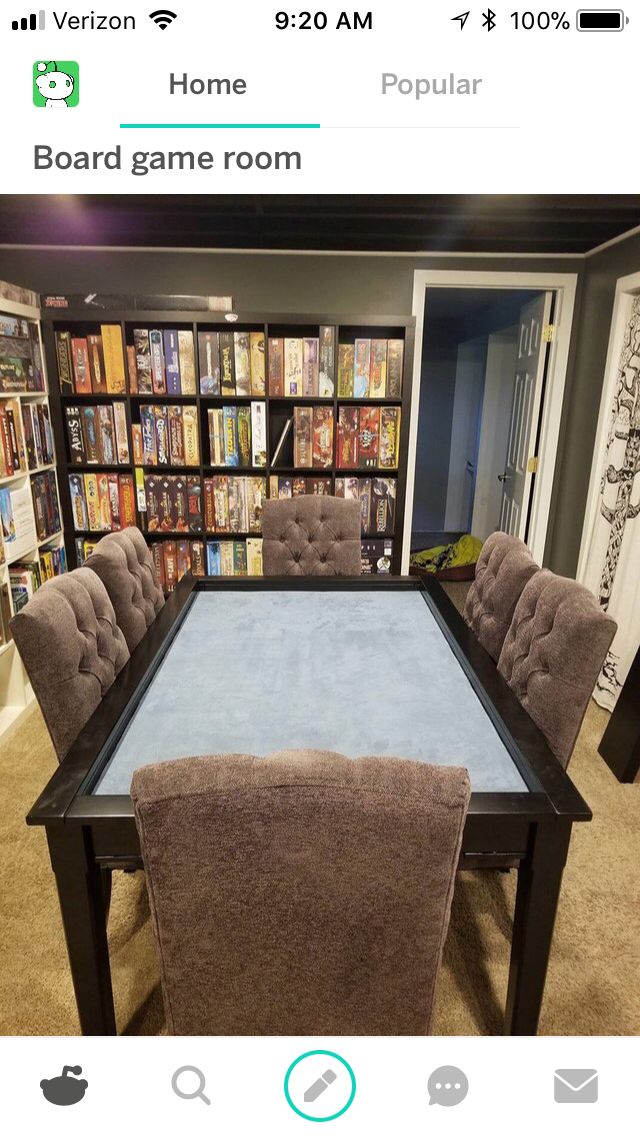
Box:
left=577, top=9, right=627, bottom=29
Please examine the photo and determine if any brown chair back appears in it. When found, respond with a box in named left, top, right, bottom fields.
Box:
left=498, top=569, right=617, bottom=767
left=10, top=568, right=129, bottom=762
left=262, top=497, right=361, bottom=576
left=464, top=531, right=539, bottom=661
left=85, top=527, right=164, bottom=652
left=132, top=748, right=470, bottom=1035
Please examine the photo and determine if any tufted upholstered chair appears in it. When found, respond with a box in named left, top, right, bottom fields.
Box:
left=262, top=496, right=362, bottom=576
left=85, top=527, right=165, bottom=652
left=132, top=748, right=470, bottom=1034
left=498, top=569, right=617, bottom=768
left=10, top=568, right=130, bottom=762
left=463, top=531, right=539, bottom=661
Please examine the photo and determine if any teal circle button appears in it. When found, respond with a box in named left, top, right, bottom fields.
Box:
left=284, top=1049, right=356, bottom=1122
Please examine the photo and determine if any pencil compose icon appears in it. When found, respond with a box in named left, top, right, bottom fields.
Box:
left=304, top=1068, right=337, bottom=1102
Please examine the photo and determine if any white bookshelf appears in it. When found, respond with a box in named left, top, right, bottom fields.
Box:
left=0, top=291, right=65, bottom=743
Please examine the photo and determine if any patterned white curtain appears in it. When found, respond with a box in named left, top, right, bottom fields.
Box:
left=582, top=294, right=640, bottom=710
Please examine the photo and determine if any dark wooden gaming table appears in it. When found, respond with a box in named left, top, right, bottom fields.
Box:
left=27, top=574, right=591, bottom=1036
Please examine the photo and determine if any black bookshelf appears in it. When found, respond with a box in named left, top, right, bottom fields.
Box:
left=42, top=310, right=415, bottom=575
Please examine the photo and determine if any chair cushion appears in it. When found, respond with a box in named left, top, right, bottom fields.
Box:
left=498, top=569, right=617, bottom=767
left=464, top=531, right=539, bottom=661
left=10, top=568, right=129, bottom=761
left=132, top=748, right=470, bottom=1035
left=85, top=527, right=164, bottom=652
left=262, top=496, right=361, bottom=576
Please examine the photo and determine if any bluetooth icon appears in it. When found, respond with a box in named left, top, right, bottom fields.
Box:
left=482, top=7, right=497, bottom=29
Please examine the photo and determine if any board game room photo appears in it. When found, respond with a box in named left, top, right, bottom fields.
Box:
left=0, top=194, right=637, bottom=1038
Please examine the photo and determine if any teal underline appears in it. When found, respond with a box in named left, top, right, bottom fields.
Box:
left=119, top=123, right=321, bottom=129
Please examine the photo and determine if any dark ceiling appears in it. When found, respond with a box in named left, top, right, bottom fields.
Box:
left=0, top=195, right=638, bottom=254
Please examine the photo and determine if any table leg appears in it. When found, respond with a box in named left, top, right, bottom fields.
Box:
left=47, top=825, right=117, bottom=1036
left=504, top=819, right=573, bottom=1036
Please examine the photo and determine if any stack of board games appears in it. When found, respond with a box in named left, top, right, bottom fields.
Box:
left=203, top=476, right=266, bottom=534
left=143, top=474, right=202, bottom=534
left=335, top=476, right=396, bottom=534
left=292, top=405, right=334, bottom=469
left=198, top=330, right=266, bottom=396
left=55, top=325, right=128, bottom=395
left=21, top=403, right=55, bottom=470
left=360, top=538, right=393, bottom=574
left=0, top=397, right=27, bottom=476
left=269, top=475, right=332, bottom=498
left=65, top=403, right=130, bottom=466
left=337, top=338, right=404, bottom=399
left=207, top=402, right=267, bottom=468
left=0, top=316, right=44, bottom=393
left=206, top=538, right=263, bottom=577
left=138, top=403, right=199, bottom=467
left=30, top=471, right=61, bottom=541
left=9, top=548, right=67, bottom=611
left=149, top=539, right=206, bottom=593
left=129, top=329, right=197, bottom=395
left=68, top=472, right=137, bottom=533
left=267, top=328, right=335, bottom=398
left=336, top=406, right=401, bottom=470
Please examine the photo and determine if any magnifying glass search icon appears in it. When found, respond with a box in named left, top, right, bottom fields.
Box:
left=171, top=1065, right=211, bottom=1105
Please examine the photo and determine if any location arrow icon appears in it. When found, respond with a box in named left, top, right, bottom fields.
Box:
left=452, top=11, right=470, bottom=28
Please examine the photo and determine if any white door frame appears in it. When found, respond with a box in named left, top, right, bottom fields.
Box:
left=577, top=268, right=640, bottom=584
left=403, top=269, right=578, bottom=571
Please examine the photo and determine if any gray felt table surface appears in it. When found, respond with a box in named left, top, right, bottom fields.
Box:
left=94, top=589, right=527, bottom=795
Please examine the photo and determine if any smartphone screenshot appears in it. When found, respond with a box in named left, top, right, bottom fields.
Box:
left=0, top=1, right=637, bottom=1130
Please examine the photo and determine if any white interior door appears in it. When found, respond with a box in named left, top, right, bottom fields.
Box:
left=499, top=293, right=553, bottom=540
left=444, top=337, right=487, bottom=532
left=471, top=327, right=518, bottom=540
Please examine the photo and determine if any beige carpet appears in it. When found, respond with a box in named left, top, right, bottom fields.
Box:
left=1, top=676, right=638, bottom=1035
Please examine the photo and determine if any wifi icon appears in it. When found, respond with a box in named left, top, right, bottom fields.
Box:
left=149, top=9, right=177, bottom=29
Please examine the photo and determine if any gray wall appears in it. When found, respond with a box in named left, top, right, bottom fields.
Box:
left=0, top=243, right=609, bottom=572
left=413, top=318, right=458, bottom=535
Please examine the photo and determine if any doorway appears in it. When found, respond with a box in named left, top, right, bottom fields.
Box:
left=403, top=270, right=578, bottom=571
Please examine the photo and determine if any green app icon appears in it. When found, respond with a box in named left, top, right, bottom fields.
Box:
left=33, top=61, right=79, bottom=108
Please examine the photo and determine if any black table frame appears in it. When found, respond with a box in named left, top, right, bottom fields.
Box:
left=27, top=574, right=591, bottom=1036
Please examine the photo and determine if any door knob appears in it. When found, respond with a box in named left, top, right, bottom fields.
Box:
left=498, top=472, right=510, bottom=482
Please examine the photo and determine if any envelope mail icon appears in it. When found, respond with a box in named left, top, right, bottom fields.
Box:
left=554, top=1069, right=598, bottom=1103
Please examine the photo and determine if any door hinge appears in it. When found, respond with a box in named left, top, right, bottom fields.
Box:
left=527, top=456, right=539, bottom=474
left=542, top=324, right=555, bottom=342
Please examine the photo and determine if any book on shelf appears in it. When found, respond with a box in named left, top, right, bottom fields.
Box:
left=237, top=404, right=252, bottom=467
left=234, top=331, right=251, bottom=396
left=379, top=406, right=401, bottom=468
left=205, top=538, right=263, bottom=577
left=284, top=338, right=303, bottom=397
left=249, top=331, right=266, bottom=396
left=360, top=538, right=393, bottom=574
left=199, top=331, right=221, bottom=395
left=0, top=483, right=38, bottom=559
left=335, top=475, right=396, bottom=534
left=9, top=547, right=66, bottom=612
left=338, top=337, right=404, bottom=400
left=21, top=403, right=54, bottom=471
left=219, top=331, right=236, bottom=395
left=319, top=326, right=335, bottom=397
left=68, top=471, right=135, bottom=533
left=293, top=406, right=312, bottom=468
left=65, top=402, right=129, bottom=466
left=0, top=397, right=27, bottom=477
left=197, top=329, right=265, bottom=398
left=138, top=403, right=199, bottom=467
left=31, top=470, right=61, bottom=542
left=268, top=337, right=284, bottom=396
left=61, top=324, right=128, bottom=395
left=269, top=475, right=332, bottom=498
left=203, top=475, right=266, bottom=534
left=0, top=318, right=45, bottom=393
left=312, top=405, right=334, bottom=468
left=337, top=406, right=400, bottom=469
left=149, top=538, right=206, bottom=593
left=337, top=343, right=355, bottom=398
left=302, top=337, right=319, bottom=397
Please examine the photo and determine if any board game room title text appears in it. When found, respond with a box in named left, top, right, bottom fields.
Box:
left=33, top=145, right=303, bottom=176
